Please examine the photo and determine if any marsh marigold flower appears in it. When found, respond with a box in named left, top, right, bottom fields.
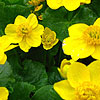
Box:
left=63, top=18, right=100, bottom=60
left=58, top=59, right=74, bottom=79
left=5, top=13, right=44, bottom=52
left=54, top=60, right=100, bottom=100
left=0, top=87, right=9, bottom=100
left=47, top=0, right=91, bottom=11
left=0, top=36, right=18, bottom=64
left=41, top=27, right=59, bottom=50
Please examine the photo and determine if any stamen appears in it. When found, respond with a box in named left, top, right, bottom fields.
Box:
left=83, top=25, right=100, bottom=45
left=75, top=82, right=100, bottom=100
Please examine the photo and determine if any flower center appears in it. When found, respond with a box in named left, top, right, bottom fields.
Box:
left=75, top=82, right=100, bottom=100
left=17, top=24, right=31, bottom=35
left=83, top=25, right=100, bottom=45
left=42, top=31, right=55, bottom=45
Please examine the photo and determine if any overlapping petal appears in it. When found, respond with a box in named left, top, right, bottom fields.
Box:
left=62, top=0, right=80, bottom=11
left=19, top=37, right=31, bottom=52
left=54, top=80, right=75, bottom=100
left=68, top=23, right=89, bottom=38
left=0, top=87, right=9, bottom=100
left=91, top=45, right=100, bottom=60
left=14, top=15, right=26, bottom=25
left=88, top=60, right=100, bottom=86
left=94, top=18, right=100, bottom=27
left=67, top=62, right=90, bottom=88
left=80, top=0, right=91, bottom=4
left=0, top=54, right=7, bottom=64
left=27, top=13, right=38, bottom=29
left=47, top=0, right=62, bottom=9
left=5, top=24, right=17, bottom=35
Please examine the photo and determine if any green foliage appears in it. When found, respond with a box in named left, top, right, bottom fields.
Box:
left=32, top=85, right=62, bottom=100
left=21, top=60, right=48, bottom=89
left=9, top=82, right=35, bottom=100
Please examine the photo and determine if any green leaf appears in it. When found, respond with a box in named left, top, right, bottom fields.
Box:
left=21, top=60, right=48, bottom=89
left=32, top=85, right=62, bottom=100
left=0, top=61, right=12, bottom=86
left=9, top=82, right=35, bottom=100
left=48, top=67, right=62, bottom=85
left=89, top=0, right=100, bottom=17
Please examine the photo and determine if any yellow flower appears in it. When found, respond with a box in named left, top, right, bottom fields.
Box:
left=28, top=0, right=40, bottom=6
left=58, top=59, right=74, bottom=79
left=0, top=35, right=18, bottom=64
left=46, top=0, right=91, bottom=11
left=54, top=60, right=100, bottom=100
left=41, top=27, right=59, bottom=50
left=5, top=13, right=44, bottom=52
left=62, top=18, right=100, bottom=60
left=0, top=87, right=9, bottom=100
left=34, top=4, right=43, bottom=12
left=29, top=0, right=45, bottom=6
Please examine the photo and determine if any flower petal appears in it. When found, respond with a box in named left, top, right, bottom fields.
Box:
left=5, top=24, right=17, bottom=35
left=92, top=45, right=100, bottom=60
left=68, top=23, right=89, bottom=38
left=27, top=13, right=38, bottom=29
left=26, top=35, right=41, bottom=47
left=94, top=18, right=100, bottom=27
left=80, top=0, right=91, bottom=4
left=31, top=24, right=44, bottom=35
left=5, top=45, right=18, bottom=52
left=54, top=80, right=75, bottom=100
left=62, top=37, right=94, bottom=60
left=47, top=0, right=62, bottom=9
left=14, top=15, right=27, bottom=25
left=7, top=34, right=23, bottom=43
left=26, top=24, right=44, bottom=47
left=19, top=37, right=31, bottom=52
left=67, top=62, right=90, bottom=88
left=62, top=0, right=80, bottom=11
left=0, top=87, right=9, bottom=100
left=0, top=54, right=7, bottom=65
left=88, top=60, right=100, bottom=86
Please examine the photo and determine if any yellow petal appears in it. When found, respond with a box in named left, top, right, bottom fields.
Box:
left=14, top=15, right=27, bottom=25
left=27, top=13, right=38, bottom=29
left=54, top=80, right=75, bottom=100
left=0, top=35, right=11, bottom=49
left=5, top=45, right=18, bottom=52
left=58, top=68, right=67, bottom=79
left=8, top=34, right=23, bottom=43
left=0, top=50, right=5, bottom=61
left=68, top=23, right=89, bottom=38
left=71, top=43, right=95, bottom=60
left=43, top=44, right=53, bottom=50
left=19, top=37, right=31, bottom=52
left=5, top=24, right=17, bottom=35
left=67, top=62, right=90, bottom=88
left=80, top=0, right=91, bottom=4
left=88, top=60, right=100, bottom=86
left=32, top=24, right=44, bottom=35
left=62, top=0, right=80, bottom=11
left=92, top=45, right=100, bottom=60
left=53, top=39, right=59, bottom=46
left=0, top=87, right=9, bottom=100
left=94, top=18, right=100, bottom=27
left=0, top=54, right=7, bottom=65
left=26, top=24, right=43, bottom=47
left=62, top=37, right=94, bottom=60
left=47, top=0, right=62, bottom=9
left=26, top=35, right=41, bottom=47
